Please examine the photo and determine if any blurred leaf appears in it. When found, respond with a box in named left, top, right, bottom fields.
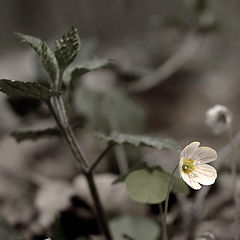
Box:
left=74, top=86, right=107, bottom=130
left=98, top=132, right=180, bottom=152
left=0, top=80, right=60, bottom=101
left=41, top=42, right=60, bottom=87
left=0, top=215, right=21, bottom=240
left=195, top=0, right=208, bottom=14
left=172, top=175, right=189, bottom=195
left=125, top=169, right=169, bottom=204
left=184, top=0, right=208, bottom=14
left=15, top=32, right=42, bottom=54
left=108, top=89, right=146, bottom=133
left=74, top=87, right=146, bottom=134
left=109, top=214, right=160, bottom=240
left=55, top=26, right=80, bottom=71
left=11, top=128, right=61, bottom=142
left=63, top=58, right=110, bottom=85
left=112, top=161, right=149, bottom=184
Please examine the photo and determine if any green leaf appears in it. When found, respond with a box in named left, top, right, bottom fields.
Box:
left=172, top=176, right=189, bottom=195
left=74, top=88, right=146, bottom=134
left=98, top=132, right=180, bottom=152
left=125, top=169, right=169, bottom=204
left=109, top=214, right=160, bottom=240
left=113, top=161, right=149, bottom=184
left=11, top=122, right=84, bottom=143
left=15, top=32, right=42, bottom=54
left=0, top=215, right=21, bottom=240
left=63, top=58, right=110, bottom=85
left=11, top=128, right=61, bottom=142
left=55, top=26, right=80, bottom=70
left=0, top=79, right=60, bottom=101
left=41, top=42, right=60, bottom=86
left=15, top=33, right=60, bottom=87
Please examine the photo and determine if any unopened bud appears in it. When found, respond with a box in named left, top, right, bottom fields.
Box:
left=205, top=104, right=233, bottom=134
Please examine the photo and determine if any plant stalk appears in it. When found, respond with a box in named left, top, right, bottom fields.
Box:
left=47, top=95, right=113, bottom=240
left=162, top=164, right=178, bottom=240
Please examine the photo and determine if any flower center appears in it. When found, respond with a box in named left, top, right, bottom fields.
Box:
left=182, top=158, right=196, bottom=174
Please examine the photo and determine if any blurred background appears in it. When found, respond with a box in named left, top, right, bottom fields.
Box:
left=0, top=0, right=239, bottom=239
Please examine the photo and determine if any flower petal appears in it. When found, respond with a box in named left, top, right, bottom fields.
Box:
left=180, top=171, right=201, bottom=190
left=191, top=147, right=217, bottom=164
left=193, top=164, right=217, bottom=185
left=180, top=142, right=200, bottom=161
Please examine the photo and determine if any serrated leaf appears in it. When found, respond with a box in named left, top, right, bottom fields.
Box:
left=63, top=58, right=110, bottom=85
left=55, top=26, right=80, bottom=70
left=0, top=80, right=60, bottom=101
left=11, top=128, right=61, bottom=142
left=109, top=214, right=160, bottom=240
left=41, top=42, right=59, bottom=87
left=125, top=169, right=169, bottom=204
left=11, top=122, right=84, bottom=143
left=98, top=132, right=180, bottom=152
left=15, top=32, right=42, bottom=54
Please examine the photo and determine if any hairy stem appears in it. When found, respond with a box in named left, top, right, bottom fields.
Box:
left=47, top=96, right=113, bottom=240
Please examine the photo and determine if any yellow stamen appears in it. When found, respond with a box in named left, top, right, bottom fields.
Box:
left=182, top=158, right=196, bottom=174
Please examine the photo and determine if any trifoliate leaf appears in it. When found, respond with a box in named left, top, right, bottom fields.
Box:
left=0, top=79, right=60, bottom=101
left=125, top=169, right=169, bottom=204
left=11, top=128, right=61, bottom=142
left=55, top=26, right=80, bottom=70
left=41, top=42, right=59, bottom=86
left=109, top=214, right=160, bottom=240
left=98, top=132, right=180, bottom=152
left=63, top=58, right=110, bottom=85
left=15, top=32, right=42, bottom=54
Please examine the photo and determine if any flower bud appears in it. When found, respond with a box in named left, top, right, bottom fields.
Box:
left=205, top=104, right=233, bottom=134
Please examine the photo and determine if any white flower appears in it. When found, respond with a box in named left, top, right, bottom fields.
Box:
left=179, top=142, right=217, bottom=190
left=205, top=104, right=233, bottom=134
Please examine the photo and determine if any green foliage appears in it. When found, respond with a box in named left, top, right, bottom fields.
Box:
left=112, top=161, right=148, bottom=184
left=14, top=32, right=42, bottom=54
left=124, top=166, right=189, bottom=204
left=41, top=42, right=60, bottom=87
left=74, top=88, right=146, bottom=133
left=109, top=214, right=160, bottom=240
left=0, top=80, right=60, bottom=101
left=63, top=58, right=110, bottom=85
left=11, top=127, right=61, bottom=142
left=172, top=175, right=189, bottom=195
left=55, top=26, right=81, bottom=71
left=0, top=216, right=21, bottom=240
left=125, top=169, right=169, bottom=204
left=98, top=132, right=180, bottom=152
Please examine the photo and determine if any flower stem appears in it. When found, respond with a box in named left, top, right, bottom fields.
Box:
left=162, top=164, right=178, bottom=240
left=47, top=96, right=113, bottom=240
